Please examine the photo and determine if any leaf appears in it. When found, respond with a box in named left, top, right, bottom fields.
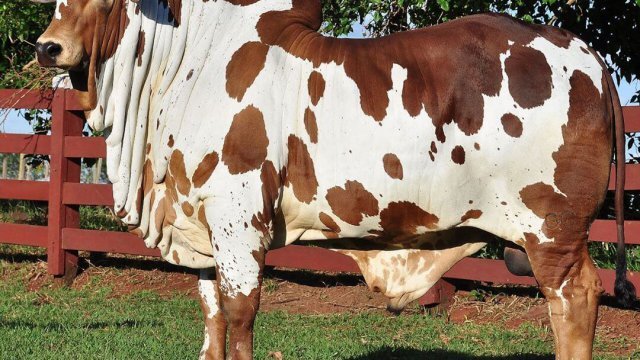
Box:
left=436, top=0, right=449, bottom=11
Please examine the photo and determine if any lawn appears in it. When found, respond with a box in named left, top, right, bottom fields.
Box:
left=1, top=249, right=637, bottom=360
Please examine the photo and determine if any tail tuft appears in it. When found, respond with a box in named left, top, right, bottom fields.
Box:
left=614, top=249, right=637, bottom=308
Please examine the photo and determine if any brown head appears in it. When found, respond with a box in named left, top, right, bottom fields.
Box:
left=34, top=0, right=115, bottom=69
left=33, top=0, right=127, bottom=109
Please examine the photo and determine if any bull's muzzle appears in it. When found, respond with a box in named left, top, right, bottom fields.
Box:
left=36, top=41, right=63, bottom=67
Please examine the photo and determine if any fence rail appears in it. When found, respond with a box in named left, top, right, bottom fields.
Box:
left=1, top=89, right=638, bottom=303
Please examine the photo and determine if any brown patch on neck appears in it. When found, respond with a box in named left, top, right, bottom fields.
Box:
left=325, top=181, right=379, bottom=226
left=382, top=153, right=403, bottom=180
left=100, top=0, right=130, bottom=61
left=226, top=42, right=270, bottom=101
left=135, top=30, right=146, bottom=66
left=286, top=135, right=318, bottom=203
left=222, top=106, right=269, bottom=174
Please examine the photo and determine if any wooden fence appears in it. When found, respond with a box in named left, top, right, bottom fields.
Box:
left=1, top=89, right=639, bottom=304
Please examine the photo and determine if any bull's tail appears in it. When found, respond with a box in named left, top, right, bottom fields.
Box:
left=606, top=69, right=637, bottom=308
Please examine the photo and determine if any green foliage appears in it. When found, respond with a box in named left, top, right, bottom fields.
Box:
left=0, top=200, right=125, bottom=231
left=0, top=1, right=53, bottom=89
left=322, top=0, right=640, bottom=101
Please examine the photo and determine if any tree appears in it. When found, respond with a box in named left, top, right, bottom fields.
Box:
left=0, top=1, right=54, bottom=89
left=323, top=0, right=640, bottom=102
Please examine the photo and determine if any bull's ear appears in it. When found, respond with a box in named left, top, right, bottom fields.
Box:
left=30, top=0, right=57, bottom=3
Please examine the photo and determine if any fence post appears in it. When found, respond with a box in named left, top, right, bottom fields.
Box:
left=47, top=89, right=83, bottom=281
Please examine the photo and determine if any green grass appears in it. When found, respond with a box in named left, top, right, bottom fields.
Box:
left=0, top=259, right=635, bottom=360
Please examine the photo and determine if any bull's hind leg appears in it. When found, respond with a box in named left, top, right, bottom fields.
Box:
left=524, top=231, right=603, bottom=360
left=197, top=268, right=227, bottom=360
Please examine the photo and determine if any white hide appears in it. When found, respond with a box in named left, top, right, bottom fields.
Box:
left=85, top=1, right=608, bottom=299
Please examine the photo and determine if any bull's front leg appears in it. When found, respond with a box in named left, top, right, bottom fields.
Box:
left=204, top=196, right=267, bottom=360
left=198, top=268, right=227, bottom=360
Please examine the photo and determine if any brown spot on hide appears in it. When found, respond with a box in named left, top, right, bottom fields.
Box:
left=474, top=142, right=480, bottom=150
left=308, top=71, right=326, bottom=106
left=382, top=153, right=403, bottom=180
left=226, top=42, right=269, bottom=101
left=135, top=30, right=145, bottom=66
left=225, top=0, right=260, bottom=5
left=198, top=205, right=211, bottom=236
left=222, top=106, right=269, bottom=174
left=182, top=202, right=194, bottom=217
left=172, top=250, right=181, bottom=264
left=319, top=212, right=341, bottom=233
left=501, top=113, right=523, bottom=138
left=461, top=209, right=483, bottom=222
left=451, top=146, right=465, bottom=165
left=186, top=69, right=194, bottom=80
left=375, top=201, right=439, bottom=241
left=167, top=135, right=174, bottom=147
left=505, top=46, right=553, bottom=109
left=286, top=135, right=318, bottom=203
left=192, top=151, right=220, bottom=188
left=142, top=159, right=154, bottom=195
left=252, top=161, right=283, bottom=237
left=430, top=141, right=437, bottom=154
left=326, top=181, right=379, bottom=226
left=169, top=150, right=191, bottom=196
left=304, top=108, right=318, bottom=143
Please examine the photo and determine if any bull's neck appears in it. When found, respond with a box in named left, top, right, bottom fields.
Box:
left=89, top=0, right=304, bottom=217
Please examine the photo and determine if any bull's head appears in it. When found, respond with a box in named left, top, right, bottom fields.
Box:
left=33, top=0, right=124, bottom=110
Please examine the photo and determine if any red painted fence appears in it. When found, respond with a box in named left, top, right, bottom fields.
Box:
left=0, top=89, right=638, bottom=301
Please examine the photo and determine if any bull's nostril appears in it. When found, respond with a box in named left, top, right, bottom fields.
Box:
left=46, top=43, right=63, bottom=58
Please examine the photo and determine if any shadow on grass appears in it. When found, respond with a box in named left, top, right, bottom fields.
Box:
left=0, top=251, right=46, bottom=264
left=265, top=267, right=365, bottom=287
left=347, top=347, right=552, bottom=360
